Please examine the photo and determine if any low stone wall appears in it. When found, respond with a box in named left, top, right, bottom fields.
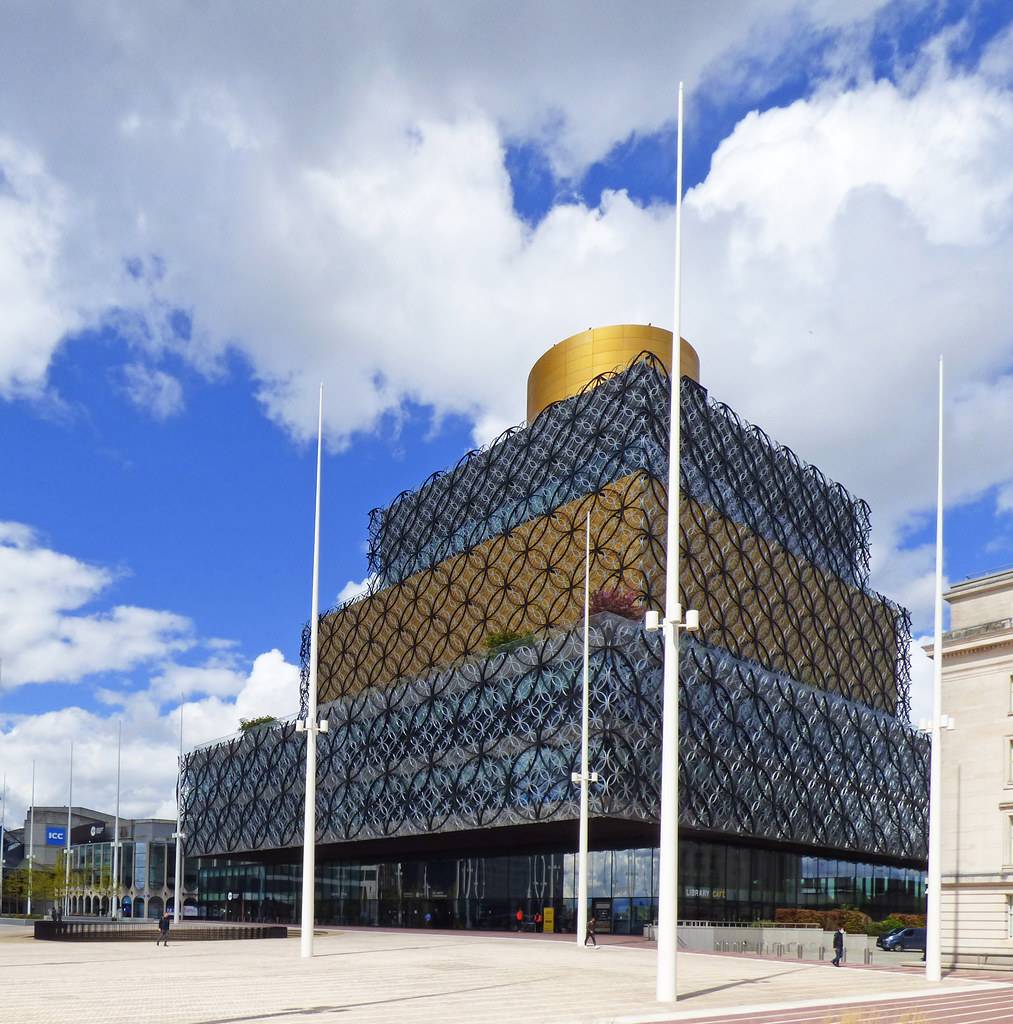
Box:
left=34, top=921, right=288, bottom=942
left=644, top=925, right=896, bottom=964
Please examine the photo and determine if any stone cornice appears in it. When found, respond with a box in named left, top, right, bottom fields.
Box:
left=924, top=626, right=1013, bottom=661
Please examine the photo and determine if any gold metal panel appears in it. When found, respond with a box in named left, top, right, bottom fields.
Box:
left=526, top=324, right=701, bottom=423
left=316, top=469, right=899, bottom=713
left=317, top=474, right=655, bottom=702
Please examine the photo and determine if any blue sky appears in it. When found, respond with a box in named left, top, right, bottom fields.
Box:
left=2, top=0, right=1013, bottom=818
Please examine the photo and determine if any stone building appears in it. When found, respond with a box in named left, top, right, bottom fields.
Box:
left=936, top=568, right=1013, bottom=963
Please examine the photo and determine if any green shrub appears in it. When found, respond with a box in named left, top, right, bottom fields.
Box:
left=841, top=909, right=872, bottom=934
left=774, top=907, right=870, bottom=933
left=864, top=914, right=926, bottom=936
left=239, top=715, right=278, bottom=732
left=482, top=629, right=535, bottom=655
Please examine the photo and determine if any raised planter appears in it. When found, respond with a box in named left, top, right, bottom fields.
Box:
left=34, top=921, right=287, bottom=941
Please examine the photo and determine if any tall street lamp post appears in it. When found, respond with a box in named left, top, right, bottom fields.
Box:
left=645, top=81, right=700, bottom=1004
left=65, top=743, right=73, bottom=916
left=111, top=721, right=121, bottom=920
left=296, top=384, right=328, bottom=958
left=173, top=702, right=185, bottom=924
left=925, top=357, right=945, bottom=982
left=572, top=510, right=599, bottom=947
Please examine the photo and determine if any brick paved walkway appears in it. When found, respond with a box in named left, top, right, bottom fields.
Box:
left=632, top=984, right=1013, bottom=1023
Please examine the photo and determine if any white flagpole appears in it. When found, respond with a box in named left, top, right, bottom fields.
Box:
left=111, top=721, right=121, bottom=920
left=300, top=383, right=324, bottom=958
left=65, top=742, right=73, bottom=916
left=576, top=510, right=592, bottom=946
left=656, top=80, right=686, bottom=1004
left=27, top=762, right=35, bottom=917
left=925, top=356, right=944, bottom=982
left=173, top=700, right=184, bottom=924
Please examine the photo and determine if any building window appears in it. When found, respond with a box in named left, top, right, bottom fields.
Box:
left=1008, top=816, right=1013, bottom=867
left=1008, top=740, right=1013, bottom=785
left=1009, top=674, right=1013, bottom=715
left=1008, top=895, right=1013, bottom=939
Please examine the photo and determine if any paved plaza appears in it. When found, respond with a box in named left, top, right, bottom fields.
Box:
left=2, top=924, right=1010, bottom=1024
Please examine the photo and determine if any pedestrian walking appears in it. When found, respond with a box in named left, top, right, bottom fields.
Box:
left=515, top=907, right=524, bottom=931
left=156, top=910, right=171, bottom=947
left=584, top=915, right=598, bottom=948
left=831, top=925, right=845, bottom=967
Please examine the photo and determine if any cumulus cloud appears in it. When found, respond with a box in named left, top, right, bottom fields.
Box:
left=908, top=635, right=935, bottom=724
left=1, top=4, right=1012, bottom=705
left=0, top=522, right=193, bottom=688
left=119, top=363, right=185, bottom=419
left=997, top=482, right=1013, bottom=514
left=677, top=47, right=1013, bottom=623
left=0, top=136, right=80, bottom=398
left=0, top=649, right=300, bottom=824
left=0, top=0, right=898, bottom=439
left=336, top=576, right=374, bottom=606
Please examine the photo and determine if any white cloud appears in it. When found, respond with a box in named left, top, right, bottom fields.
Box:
left=0, top=9, right=1011, bottom=659
left=120, top=363, right=184, bottom=419
left=677, top=54, right=1013, bottom=630
left=0, top=0, right=897, bottom=439
left=0, top=136, right=80, bottom=398
left=146, top=659, right=246, bottom=702
left=337, top=575, right=374, bottom=606
left=998, top=482, right=1013, bottom=514
left=0, top=522, right=193, bottom=688
left=869, top=535, right=940, bottom=628
left=908, top=635, right=935, bottom=724
left=0, top=649, right=300, bottom=824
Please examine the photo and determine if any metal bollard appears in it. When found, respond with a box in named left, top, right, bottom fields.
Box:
left=819, top=946, right=826, bottom=961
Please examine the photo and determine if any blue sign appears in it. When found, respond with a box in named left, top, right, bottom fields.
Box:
left=45, top=826, right=66, bottom=846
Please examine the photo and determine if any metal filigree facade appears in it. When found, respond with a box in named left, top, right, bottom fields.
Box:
left=182, top=353, right=926, bottom=865
left=182, top=615, right=926, bottom=860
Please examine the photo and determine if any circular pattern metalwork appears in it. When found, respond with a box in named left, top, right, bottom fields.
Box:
left=182, top=616, right=927, bottom=860
left=178, top=352, right=924, bottom=866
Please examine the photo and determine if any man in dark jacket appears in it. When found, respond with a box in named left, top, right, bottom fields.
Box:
left=831, top=926, right=845, bottom=967
left=156, top=910, right=171, bottom=947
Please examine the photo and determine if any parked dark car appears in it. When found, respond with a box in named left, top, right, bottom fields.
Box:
left=875, top=926, right=905, bottom=949
left=880, top=927, right=926, bottom=951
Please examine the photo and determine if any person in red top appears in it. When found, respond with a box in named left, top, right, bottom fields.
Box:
left=515, top=907, right=523, bottom=931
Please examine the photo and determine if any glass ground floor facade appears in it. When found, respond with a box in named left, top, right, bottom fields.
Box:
left=196, top=837, right=925, bottom=933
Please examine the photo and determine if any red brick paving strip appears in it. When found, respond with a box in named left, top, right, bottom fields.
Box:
left=661, top=987, right=1013, bottom=1024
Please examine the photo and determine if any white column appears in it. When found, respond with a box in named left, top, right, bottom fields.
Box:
left=576, top=510, right=591, bottom=945
left=300, top=383, right=324, bottom=958
left=111, top=720, right=121, bottom=920
left=173, top=701, right=184, bottom=924
left=925, top=356, right=944, bottom=982
left=656, top=80, right=685, bottom=1004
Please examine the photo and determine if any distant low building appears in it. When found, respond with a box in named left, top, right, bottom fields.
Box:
left=66, top=815, right=198, bottom=919
left=2, top=805, right=197, bottom=918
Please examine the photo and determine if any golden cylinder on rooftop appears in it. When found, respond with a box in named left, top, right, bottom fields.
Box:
left=526, top=324, right=700, bottom=423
